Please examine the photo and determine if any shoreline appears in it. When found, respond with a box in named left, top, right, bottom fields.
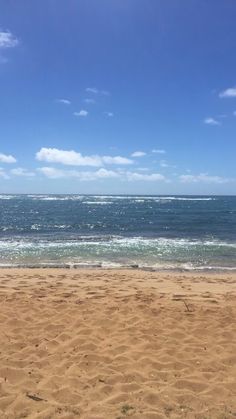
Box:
left=1, top=267, right=236, bottom=280
left=0, top=263, right=236, bottom=272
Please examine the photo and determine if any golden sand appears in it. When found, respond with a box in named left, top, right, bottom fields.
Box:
left=0, top=269, right=235, bottom=419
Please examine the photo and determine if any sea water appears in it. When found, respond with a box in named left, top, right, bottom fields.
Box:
left=0, top=194, right=235, bottom=270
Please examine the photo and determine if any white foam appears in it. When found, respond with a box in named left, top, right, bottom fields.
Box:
left=153, top=197, right=215, bottom=202
left=0, top=260, right=235, bottom=271
left=0, top=195, right=18, bottom=200
left=29, top=195, right=84, bottom=201
left=83, top=201, right=113, bottom=205
left=91, top=195, right=216, bottom=202
left=110, top=237, right=236, bottom=249
left=0, top=236, right=235, bottom=251
left=31, top=224, right=41, bottom=230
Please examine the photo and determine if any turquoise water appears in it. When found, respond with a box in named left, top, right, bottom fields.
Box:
left=0, top=194, right=236, bottom=270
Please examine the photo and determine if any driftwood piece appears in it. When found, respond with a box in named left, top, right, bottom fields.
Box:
left=183, top=299, right=192, bottom=312
left=26, top=393, right=47, bottom=402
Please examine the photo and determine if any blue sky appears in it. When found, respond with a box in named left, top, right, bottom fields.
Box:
left=0, top=0, right=236, bottom=194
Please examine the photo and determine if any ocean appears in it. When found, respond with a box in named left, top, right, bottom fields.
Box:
left=0, top=194, right=235, bottom=270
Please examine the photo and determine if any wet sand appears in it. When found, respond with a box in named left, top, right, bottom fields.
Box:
left=0, top=269, right=235, bottom=418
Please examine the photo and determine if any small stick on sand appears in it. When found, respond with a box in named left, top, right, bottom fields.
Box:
left=26, top=393, right=47, bottom=402
left=183, top=299, right=192, bottom=312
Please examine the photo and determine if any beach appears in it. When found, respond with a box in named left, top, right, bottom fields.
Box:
left=0, top=269, right=235, bottom=418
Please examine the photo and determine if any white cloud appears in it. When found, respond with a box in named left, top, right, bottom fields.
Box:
left=94, top=168, right=119, bottom=179
left=131, top=151, right=146, bottom=157
left=179, top=173, right=233, bottom=184
left=86, top=87, right=99, bottom=94
left=152, top=149, right=166, bottom=154
left=11, top=167, right=35, bottom=177
left=160, top=160, right=169, bottom=168
left=126, top=172, right=166, bottom=182
left=104, top=112, right=114, bottom=117
left=204, top=117, right=221, bottom=126
left=36, top=148, right=101, bottom=167
left=74, top=110, right=88, bottom=117
left=0, top=30, right=19, bottom=49
left=84, top=98, right=96, bottom=104
left=85, top=88, right=110, bottom=96
left=159, top=160, right=176, bottom=169
left=102, top=155, right=133, bottom=165
left=38, top=167, right=120, bottom=181
left=38, top=166, right=166, bottom=182
left=37, top=167, right=65, bottom=179
left=35, top=148, right=133, bottom=167
left=0, top=153, right=17, bottom=163
left=219, top=87, right=236, bottom=98
left=56, top=99, right=71, bottom=105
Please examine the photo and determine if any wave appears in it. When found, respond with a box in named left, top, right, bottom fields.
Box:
left=154, top=197, right=215, bottom=201
left=110, top=236, right=236, bottom=248
left=0, top=234, right=235, bottom=271
left=0, top=236, right=235, bottom=249
left=30, top=224, right=68, bottom=230
left=0, top=195, right=18, bottom=200
left=83, top=201, right=113, bottom=205
left=90, top=196, right=216, bottom=202
left=0, top=194, right=217, bottom=202
left=30, top=196, right=84, bottom=201
left=0, top=261, right=235, bottom=271
left=92, top=195, right=216, bottom=201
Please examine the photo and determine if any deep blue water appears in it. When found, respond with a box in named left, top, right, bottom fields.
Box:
left=0, top=194, right=236, bottom=270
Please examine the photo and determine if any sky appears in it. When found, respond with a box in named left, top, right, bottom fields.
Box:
left=0, top=0, right=236, bottom=195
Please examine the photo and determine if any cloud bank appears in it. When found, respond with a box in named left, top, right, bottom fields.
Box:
left=36, top=148, right=133, bottom=167
left=38, top=167, right=166, bottom=182
left=11, top=168, right=35, bottom=177
left=179, top=173, right=233, bottom=184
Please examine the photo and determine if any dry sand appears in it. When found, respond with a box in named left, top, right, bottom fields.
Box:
left=0, top=269, right=235, bottom=419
